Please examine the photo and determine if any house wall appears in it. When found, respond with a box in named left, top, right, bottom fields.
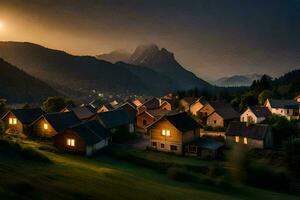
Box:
left=148, top=119, right=183, bottom=154
left=32, top=118, right=57, bottom=138
left=240, top=108, right=259, bottom=123
left=54, top=130, right=87, bottom=154
left=198, top=104, right=215, bottom=117
left=3, top=112, right=24, bottom=135
left=182, top=129, right=200, bottom=143
left=265, top=100, right=299, bottom=120
left=190, top=102, right=204, bottom=115
left=86, top=139, right=109, bottom=156
left=207, top=112, right=224, bottom=128
left=136, top=112, right=155, bottom=128
left=97, top=106, right=109, bottom=113
left=179, top=100, right=190, bottom=112
left=160, top=102, right=172, bottom=111
left=226, top=136, right=264, bottom=149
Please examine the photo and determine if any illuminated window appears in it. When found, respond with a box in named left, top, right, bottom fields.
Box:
left=43, top=123, right=48, bottom=130
left=162, top=129, right=170, bottom=136
left=244, top=137, right=248, bottom=144
left=9, top=118, right=17, bottom=125
left=166, top=130, right=170, bottom=136
left=235, top=136, right=240, bottom=143
left=66, top=138, right=75, bottom=147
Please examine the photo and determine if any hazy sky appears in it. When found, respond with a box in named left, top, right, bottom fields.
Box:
left=0, top=0, right=299, bottom=80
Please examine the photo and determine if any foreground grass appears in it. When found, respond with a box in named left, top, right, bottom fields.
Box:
left=0, top=138, right=299, bottom=200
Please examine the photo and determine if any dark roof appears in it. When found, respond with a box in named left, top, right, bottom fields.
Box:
left=267, top=99, right=300, bottom=109
left=248, top=106, right=272, bottom=118
left=226, top=121, right=271, bottom=140
left=95, top=109, right=133, bottom=129
left=83, top=104, right=96, bottom=112
left=44, top=111, right=82, bottom=132
left=143, top=97, right=161, bottom=110
left=187, top=138, right=224, bottom=150
left=2, top=108, right=43, bottom=124
left=64, top=120, right=110, bottom=145
left=65, top=106, right=95, bottom=120
left=209, top=101, right=239, bottom=120
left=165, top=112, right=202, bottom=132
left=182, top=97, right=199, bottom=105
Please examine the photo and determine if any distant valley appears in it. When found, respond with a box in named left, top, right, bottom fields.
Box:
left=213, top=74, right=263, bottom=87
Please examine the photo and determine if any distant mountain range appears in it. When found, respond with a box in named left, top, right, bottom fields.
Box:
left=0, top=58, right=58, bottom=103
left=97, top=50, right=131, bottom=63
left=0, top=42, right=211, bottom=100
left=213, top=74, right=263, bottom=87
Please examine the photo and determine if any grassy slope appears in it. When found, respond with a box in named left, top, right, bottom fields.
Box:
left=0, top=140, right=299, bottom=200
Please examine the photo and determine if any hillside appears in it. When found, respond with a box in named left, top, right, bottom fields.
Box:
left=0, top=58, right=58, bottom=103
left=0, top=42, right=212, bottom=97
left=214, top=74, right=262, bottom=87
left=97, top=50, right=131, bottom=63
left=0, top=137, right=298, bottom=200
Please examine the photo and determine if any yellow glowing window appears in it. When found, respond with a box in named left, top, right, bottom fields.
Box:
left=43, top=123, right=48, bottom=130
left=9, top=118, right=17, bottom=125
left=162, top=130, right=166, bottom=136
left=235, top=136, right=240, bottom=143
left=244, top=137, right=248, bottom=144
left=66, top=138, right=75, bottom=147
left=166, top=130, right=170, bottom=136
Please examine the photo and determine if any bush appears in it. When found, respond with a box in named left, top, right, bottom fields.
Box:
left=20, top=147, right=52, bottom=163
left=167, top=167, right=197, bottom=182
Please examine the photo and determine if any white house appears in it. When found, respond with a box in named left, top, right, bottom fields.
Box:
left=240, top=106, right=272, bottom=124
left=264, top=99, right=300, bottom=120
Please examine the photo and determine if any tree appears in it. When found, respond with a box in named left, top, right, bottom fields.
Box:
left=258, top=90, right=273, bottom=105
left=42, top=97, right=75, bottom=113
left=239, top=91, right=258, bottom=112
left=22, top=103, right=31, bottom=109
left=0, top=99, right=7, bottom=117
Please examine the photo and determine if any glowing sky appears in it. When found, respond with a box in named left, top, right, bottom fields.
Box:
left=0, top=0, right=299, bottom=80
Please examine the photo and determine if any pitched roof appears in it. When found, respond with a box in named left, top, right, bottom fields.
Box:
left=209, top=101, right=239, bottom=120
left=140, top=109, right=170, bottom=120
left=266, top=99, right=300, bottom=109
left=2, top=108, right=44, bottom=124
left=187, top=138, right=224, bottom=150
left=64, top=120, right=110, bottom=145
left=95, top=109, right=133, bottom=129
left=182, top=97, right=199, bottom=105
left=43, top=111, right=82, bottom=132
left=143, top=97, right=161, bottom=110
left=226, top=121, right=271, bottom=140
left=165, top=112, right=201, bottom=132
left=64, top=106, right=95, bottom=120
left=248, top=106, right=272, bottom=118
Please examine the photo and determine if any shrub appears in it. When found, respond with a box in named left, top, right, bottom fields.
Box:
left=167, top=167, right=197, bottom=182
left=20, top=147, right=52, bottom=163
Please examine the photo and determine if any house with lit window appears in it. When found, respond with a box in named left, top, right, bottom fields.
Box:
left=1, top=108, right=43, bottom=135
left=31, top=111, right=81, bottom=138
left=147, top=112, right=202, bottom=155
left=54, top=120, right=111, bottom=156
left=61, top=106, right=95, bottom=121
left=136, top=109, right=170, bottom=129
left=115, top=102, right=138, bottom=120
left=240, top=106, right=272, bottom=124
left=179, top=97, right=206, bottom=115
left=92, top=109, right=135, bottom=133
left=264, top=99, right=300, bottom=120
left=140, top=97, right=172, bottom=111
left=225, top=121, right=273, bottom=149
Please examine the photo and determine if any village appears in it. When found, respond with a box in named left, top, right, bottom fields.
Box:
left=1, top=93, right=300, bottom=158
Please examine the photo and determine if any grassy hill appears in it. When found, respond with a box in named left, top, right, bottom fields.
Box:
left=0, top=136, right=299, bottom=200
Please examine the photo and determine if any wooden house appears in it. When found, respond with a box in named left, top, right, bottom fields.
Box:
left=225, top=121, right=273, bottom=149
left=264, top=99, right=300, bottom=120
left=147, top=112, right=202, bottom=155
left=240, top=106, right=272, bottom=124
left=203, top=101, right=239, bottom=128
left=136, top=109, right=170, bottom=129
left=179, top=97, right=206, bottom=115
left=92, top=109, right=135, bottom=133
left=31, top=111, right=81, bottom=138
left=141, top=97, right=172, bottom=111
left=61, top=106, right=95, bottom=121
left=1, top=108, right=43, bottom=135
left=54, top=120, right=111, bottom=156
left=96, top=104, right=116, bottom=113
